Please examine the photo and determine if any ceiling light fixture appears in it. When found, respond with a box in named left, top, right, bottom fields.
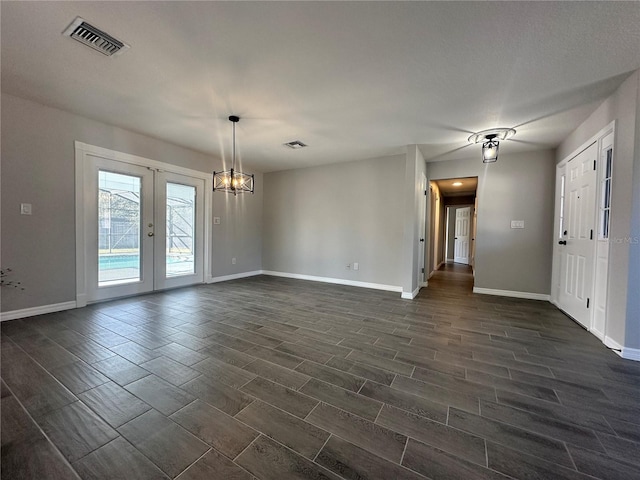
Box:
left=452, top=182, right=463, bottom=187
left=213, top=116, right=254, bottom=195
left=468, top=128, right=516, bottom=163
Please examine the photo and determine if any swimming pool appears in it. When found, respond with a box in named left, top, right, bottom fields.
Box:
left=99, top=254, right=188, bottom=269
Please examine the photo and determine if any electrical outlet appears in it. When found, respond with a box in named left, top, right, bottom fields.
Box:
left=353, top=262, right=359, bottom=271
left=232, top=257, right=236, bottom=265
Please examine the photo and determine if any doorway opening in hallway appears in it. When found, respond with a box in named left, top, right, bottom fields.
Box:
left=427, top=177, right=478, bottom=290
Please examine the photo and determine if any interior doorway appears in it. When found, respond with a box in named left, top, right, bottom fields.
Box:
left=427, top=177, right=478, bottom=280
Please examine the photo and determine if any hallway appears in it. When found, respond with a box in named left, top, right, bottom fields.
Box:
left=425, top=262, right=475, bottom=295
left=2, top=273, right=640, bottom=479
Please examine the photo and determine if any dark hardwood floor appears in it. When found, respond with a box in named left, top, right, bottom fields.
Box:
left=3, top=265, right=640, bottom=479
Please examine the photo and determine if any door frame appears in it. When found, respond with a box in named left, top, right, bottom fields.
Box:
left=418, top=173, right=427, bottom=287
left=75, top=141, right=212, bottom=307
left=550, top=121, right=615, bottom=339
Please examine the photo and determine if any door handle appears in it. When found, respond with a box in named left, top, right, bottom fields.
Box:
left=558, top=240, right=566, bottom=245
left=419, top=238, right=425, bottom=242
left=148, top=232, right=154, bottom=237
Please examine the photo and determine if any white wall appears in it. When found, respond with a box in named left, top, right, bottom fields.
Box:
left=262, top=154, right=405, bottom=289
left=1, top=93, right=262, bottom=312
left=428, top=150, right=556, bottom=296
left=557, top=70, right=640, bottom=350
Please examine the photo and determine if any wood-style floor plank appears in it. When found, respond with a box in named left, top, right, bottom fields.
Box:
left=3, top=265, right=640, bottom=480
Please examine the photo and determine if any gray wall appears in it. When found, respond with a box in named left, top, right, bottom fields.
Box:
left=557, top=70, right=640, bottom=349
left=1, top=93, right=262, bottom=312
left=428, top=150, right=556, bottom=295
left=212, top=182, right=263, bottom=278
left=262, top=154, right=405, bottom=288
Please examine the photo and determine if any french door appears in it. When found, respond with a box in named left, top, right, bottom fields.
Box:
left=80, top=151, right=206, bottom=303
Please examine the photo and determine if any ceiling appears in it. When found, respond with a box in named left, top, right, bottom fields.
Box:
left=2, top=2, right=639, bottom=173
left=435, top=177, right=478, bottom=197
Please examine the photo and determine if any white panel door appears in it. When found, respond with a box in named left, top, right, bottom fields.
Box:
left=454, top=207, right=470, bottom=264
left=557, top=143, right=597, bottom=328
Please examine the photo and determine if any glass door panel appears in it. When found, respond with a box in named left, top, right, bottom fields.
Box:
left=98, top=171, right=142, bottom=285
left=154, top=172, right=205, bottom=290
left=166, top=183, right=196, bottom=277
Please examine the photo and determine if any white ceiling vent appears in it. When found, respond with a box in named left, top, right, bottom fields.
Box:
left=62, top=17, right=129, bottom=57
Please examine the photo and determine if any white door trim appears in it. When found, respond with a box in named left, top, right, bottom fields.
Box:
left=75, top=141, right=212, bottom=306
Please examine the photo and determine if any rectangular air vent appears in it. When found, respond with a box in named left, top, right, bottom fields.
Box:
left=63, top=17, right=129, bottom=57
left=284, top=140, right=308, bottom=149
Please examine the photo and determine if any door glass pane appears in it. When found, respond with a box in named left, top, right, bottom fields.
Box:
left=98, top=171, right=141, bottom=285
left=166, top=183, right=196, bottom=277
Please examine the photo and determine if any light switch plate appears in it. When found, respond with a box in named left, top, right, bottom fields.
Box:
left=511, top=220, right=525, bottom=229
left=213, top=216, right=221, bottom=225
left=20, top=203, right=32, bottom=215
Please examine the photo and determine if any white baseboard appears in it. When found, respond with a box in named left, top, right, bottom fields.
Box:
left=604, top=335, right=624, bottom=354
left=207, top=270, right=262, bottom=284
left=0, top=301, right=77, bottom=322
left=262, top=270, right=402, bottom=294
left=622, top=347, right=640, bottom=362
left=590, top=327, right=605, bottom=341
left=472, top=287, right=550, bottom=301
left=421, top=281, right=428, bottom=288
left=401, top=286, right=421, bottom=299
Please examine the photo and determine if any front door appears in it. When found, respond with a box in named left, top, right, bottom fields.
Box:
left=454, top=206, right=471, bottom=264
left=557, top=143, right=597, bottom=328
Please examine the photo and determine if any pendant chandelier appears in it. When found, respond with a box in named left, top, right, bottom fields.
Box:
left=213, top=115, right=254, bottom=195
left=468, top=127, right=516, bottom=163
